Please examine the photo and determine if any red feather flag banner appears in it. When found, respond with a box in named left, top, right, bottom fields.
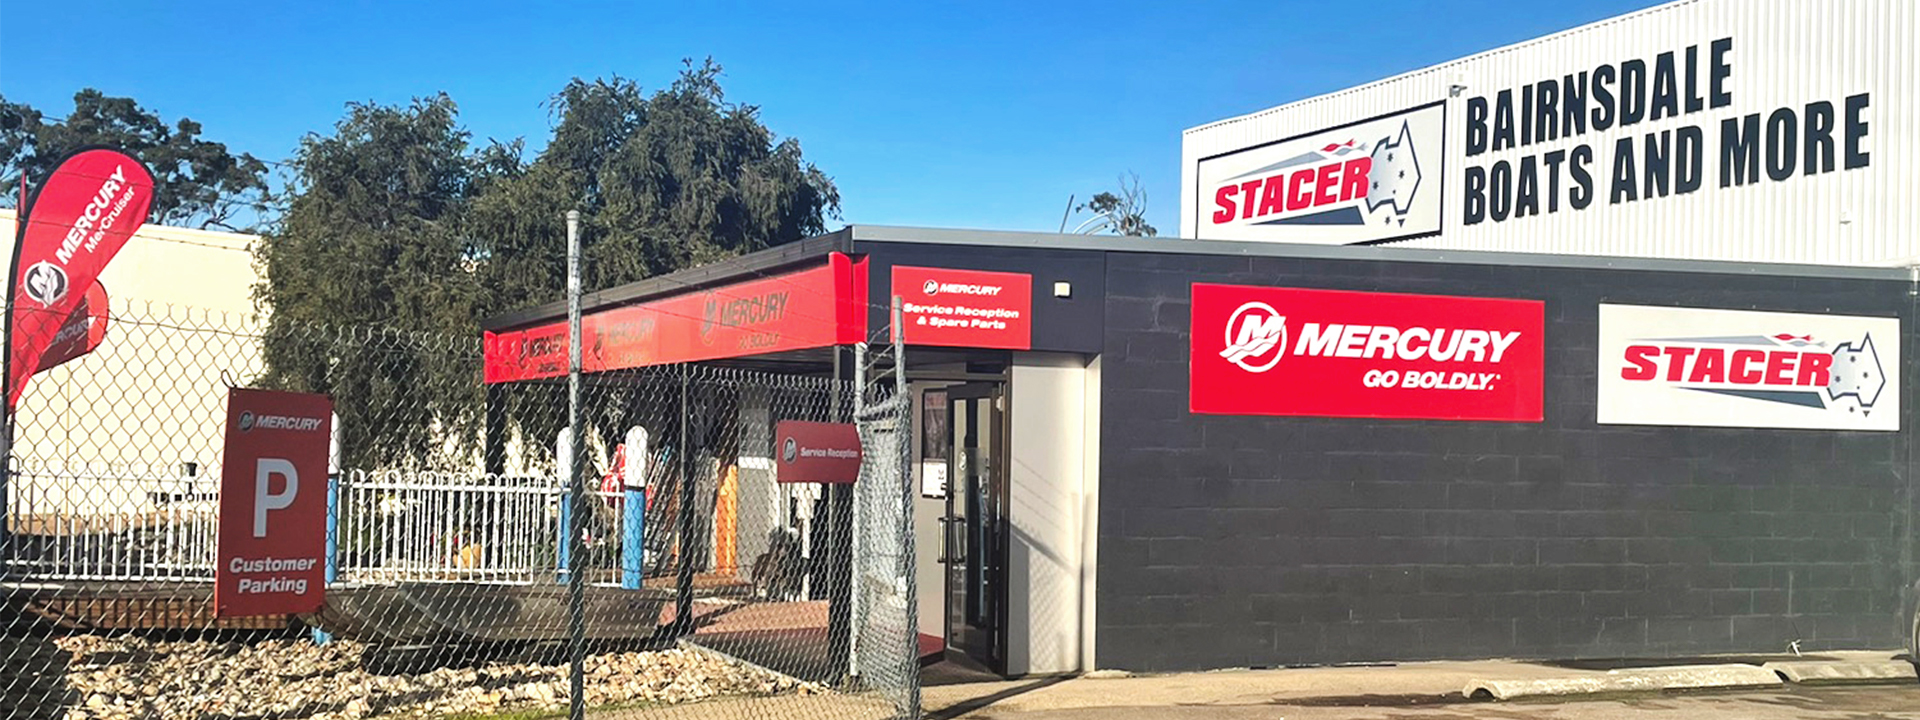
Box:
left=34, top=280, right=111, bottom=376
left=6, top=148, right=154, bottom=409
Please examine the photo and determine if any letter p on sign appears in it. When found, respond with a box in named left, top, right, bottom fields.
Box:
left=254, top=458, right=298, bottom=537
left=217, top=388, right=332, bottom=618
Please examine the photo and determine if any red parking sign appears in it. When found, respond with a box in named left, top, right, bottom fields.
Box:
left=215, top=388, right=333, bottom=617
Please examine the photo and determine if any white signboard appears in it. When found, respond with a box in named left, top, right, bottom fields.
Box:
left=1193, top=102, right=1446, bottom=244
left=919, top=462, right=947, bottom=499
left=1597, top=304, right=1898, bottom=431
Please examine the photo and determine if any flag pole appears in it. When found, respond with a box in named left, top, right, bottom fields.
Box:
left=1, top=174, right=27, bottom=579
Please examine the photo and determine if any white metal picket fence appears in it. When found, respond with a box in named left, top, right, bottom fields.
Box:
left=3, top=467, right=219, bottom=582
left=3, top=469, right=646, bottom=585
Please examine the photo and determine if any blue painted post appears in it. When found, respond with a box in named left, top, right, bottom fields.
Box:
left=312, top=474, right=339, bottom=645
left=622, top=489, right=645, bottom=588
left=557, top=490, right=572, bottom=584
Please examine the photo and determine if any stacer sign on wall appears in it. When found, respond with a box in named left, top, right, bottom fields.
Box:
left=1598, top=304, right=1899, bottom=431
left=1195, top=104, right=1445, bottom=244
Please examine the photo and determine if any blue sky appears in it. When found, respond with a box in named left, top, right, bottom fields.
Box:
left=2, top=0, right=1654, bottom=235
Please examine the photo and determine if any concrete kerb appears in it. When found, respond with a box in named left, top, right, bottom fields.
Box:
left=1464, top=664, right=1783, bottom=701
left=1763, top=658, right=1919, bottom=685
left=924, top=653, right=1919, bottom=716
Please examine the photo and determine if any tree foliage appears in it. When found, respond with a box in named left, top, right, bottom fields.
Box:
left=1070, top=172, right=1157, bottom=237
left=255, top=60, right=840, bottom=469
left=468, top=60, right=840, bottom=317
left=254, top=95, right=483, bottom=469
left=0, top=90, right=271, bottom=230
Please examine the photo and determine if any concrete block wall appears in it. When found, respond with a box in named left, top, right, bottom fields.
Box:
left=1097, top=252, right=1918, bottom=672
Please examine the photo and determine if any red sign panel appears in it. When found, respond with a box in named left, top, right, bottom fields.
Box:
left=484, top=253, right=868, bottom=383
left=8, top=148, right=154, bottom=408
left=774, top=420, right=862, bottom=484
left=216, top=388, right=333, bottom=617
left=34, top=280, right=109, bottom=375
left=892, top=266, right=1032, bottom=350
left=1189, top=284, right=1544, bottom=421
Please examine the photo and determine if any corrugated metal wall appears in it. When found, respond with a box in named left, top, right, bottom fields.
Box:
left=1180, top=0, right=1919, bottom=266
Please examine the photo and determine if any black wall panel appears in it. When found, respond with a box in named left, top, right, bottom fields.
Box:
left=1096, top=251, right=1917, bottom=671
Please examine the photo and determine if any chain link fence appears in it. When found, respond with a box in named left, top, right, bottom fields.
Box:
left=1, top=299, right=919, bottom=719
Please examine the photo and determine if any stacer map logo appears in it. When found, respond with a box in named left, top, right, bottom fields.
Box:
left=1191, top=283, right=1543, bottom=421
left=1597, top=305, right=1900, bottom=431
left=1194, top=102, right=1445, bottom=244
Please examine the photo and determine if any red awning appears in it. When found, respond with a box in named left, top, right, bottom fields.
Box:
left=483, top=252, right=868, bottom=383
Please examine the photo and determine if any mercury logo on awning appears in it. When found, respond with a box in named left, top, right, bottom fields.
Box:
left=701, top=291, right=790, bottom=344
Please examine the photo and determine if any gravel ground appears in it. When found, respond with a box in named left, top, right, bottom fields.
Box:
left=41, top=635, right=822, bottom=719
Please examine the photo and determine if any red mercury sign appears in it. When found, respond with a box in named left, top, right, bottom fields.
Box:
left=215, top=388, right=333, bottom=617
left=774, top=420, right=862, bottom=484
left=892, top=265, right=1033, bottom=350
left=1190, top=284, right=1545, bottom=421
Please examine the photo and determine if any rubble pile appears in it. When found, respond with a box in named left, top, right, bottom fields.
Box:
left=51, top=635, right=820, bottom=719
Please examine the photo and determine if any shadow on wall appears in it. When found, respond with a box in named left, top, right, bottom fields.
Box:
left=1, top=610, right=73, bottom=720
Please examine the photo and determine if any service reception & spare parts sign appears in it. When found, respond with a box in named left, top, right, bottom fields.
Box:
left=1190, top=284, right=1543, bottom=421
left=893, top=265, right=1033, bottom=350
left=1597, top=305, right=1899, bottom=431
left=1194, top=102, right=1446, bottom=244
left=774, top=420, right=862, bottom=484
left=216, top=388, right=334, bottom=617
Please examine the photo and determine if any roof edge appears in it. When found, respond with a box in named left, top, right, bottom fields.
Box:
left=480, top=229, right=851, bottom=332
left=846, top=225, right=1912, bottom=282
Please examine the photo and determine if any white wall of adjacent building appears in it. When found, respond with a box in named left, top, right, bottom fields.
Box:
left=1182, top=0, right=1918, bottom=266
left=0, top=208, right=262, bottom=514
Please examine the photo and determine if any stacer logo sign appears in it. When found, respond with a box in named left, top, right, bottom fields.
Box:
left=1598, top=305, right=1899, bottom=431
left=1194, top=102, right=1445, bottom=244
left=1192, top=284, right=1543, bottom=421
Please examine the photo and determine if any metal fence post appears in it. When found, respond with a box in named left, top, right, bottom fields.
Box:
left=564, top=209, right=586, bottom=720
left=312, top=472, right=339, bottom=646
left=672, top=363, right=696, bottom=637
left=894, top=294, right=922, bottom=718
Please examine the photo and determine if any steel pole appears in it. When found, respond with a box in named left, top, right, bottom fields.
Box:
left=673, top=363, right=696, bottom=636
left=893, top=295, right=921, bottom=717
left=564, top=210, right=586, bottom=720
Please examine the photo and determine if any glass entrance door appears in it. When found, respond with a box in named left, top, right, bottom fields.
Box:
left=941, top=382, right=1007, bottom=672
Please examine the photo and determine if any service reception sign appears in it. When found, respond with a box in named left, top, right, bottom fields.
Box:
left=775, top=420, right=863, bottom=484
left=892, top=265, right=1033, bottom=350
left=216, top=388, right=334, bottom=617
left=1597, top=304, right=1899, bottom=431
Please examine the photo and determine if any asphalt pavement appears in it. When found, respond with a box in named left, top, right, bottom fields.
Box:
left=921, top=652, right=1920, bottom=720
left=945, top=685, right=1920, bottom=720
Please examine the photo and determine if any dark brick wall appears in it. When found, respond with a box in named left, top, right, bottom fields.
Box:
left=1097, top=251, right=1919, bottom=672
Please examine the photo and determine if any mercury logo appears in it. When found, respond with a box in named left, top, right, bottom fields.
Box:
left=22, top=261, right=68, bottom=308
left=927, top=282, right=1004, bottom=296
left=1220, top=302, right=1287, bottom=373
left=240, top=413, right=324, bottom=432
left=782, top=437, right=798, bottom=462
